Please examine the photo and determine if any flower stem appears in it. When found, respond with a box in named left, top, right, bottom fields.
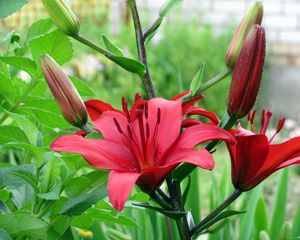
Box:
left=172, top=115, right=237, bottom=183
left=166, top=177, right=191, bottom=240
left=183, top=68, right=232, bottom=103
left=191, top=189, right=242, bottom=237
left=128, top=0, right=156, bottom=99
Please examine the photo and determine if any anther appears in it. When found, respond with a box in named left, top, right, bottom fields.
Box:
left=157, top=108, right=161, bottom=125
left=113, top=118, right=123, bottom=134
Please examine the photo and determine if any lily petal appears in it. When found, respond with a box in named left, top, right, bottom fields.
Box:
left=174, top=124, right=236, bottom=149
left=85, top=99, right=121, bottom=120
left=51, top=135, right=137, bottom=171
left=186, top=107, right=220, bottom=124
left=108, top=171, right=141, bottom=211
left=92, top=111, right=128, bottom=143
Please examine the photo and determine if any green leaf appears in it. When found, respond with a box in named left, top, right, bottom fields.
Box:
left=0, top=126, right=29, bottom=144
left=7, top=111, right=39, bottom=145
left=159, top=0, right=183, bottom=17
left=9, top=170, right=38, bottom=192
left=102, top=35, right=124, bottom=56
left=0, top=213, right=47, bottom=239
left=190, top=62, right=205, bottom=96
left=0, top=56, right=37, bottom=77
left=52, top=188, right=107, bottom=216
left=0, top=0, right=28, bottom=18
left=29, top=30, right=73, bottom=65
left=107, top=228, right=132, bottom=240
left=255, top=197, right=269, bottom=238
left=0, top=229, right=12, bottom=240
left=69, top=76, right=95, bottom=96
left=291, top=201, right=300, bottom=239
left=239, top=185, right=263, bottom=240
left=194, top=210, right=245, bottom=236
left=64, top=176, right=92, bottom=198
left=71, top=215, right=94, bottom=229
left=27, top=18, right=54, bottom=42
left=182, top=175, right=191, bottom=206
left=38, top=179, right=62, bottom=200
left=52, top=215, right=71, bottom=236
left=270, top=169, right=289, bottom=240
left=133, top=202, right=186, bottom=219
left=22, top=98, right=69, bottom=128
left=40, top=156, right=61, bottom=194
left=0, top=72, right=15, bottom=101
left=107, top=55, right=145, bottom=74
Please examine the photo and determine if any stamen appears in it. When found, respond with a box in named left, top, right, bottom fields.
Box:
left=146, top=122, right=150, bottom=138
left=127, top=125, right=133, bottom=140
left=113, top=118, right=123, bottom=134
left=135, top=93, right=141, bottom=102
left=122, top=97, right=131, bottom=123
left=248, top=110, right=256, bottom=132
left=157, top=108, right=161, bottom=125
left=144, top=102, right=149, bottom=119
left=260, top=110, right=273, bottom=134
left=269, top=118, right=285, bottom=143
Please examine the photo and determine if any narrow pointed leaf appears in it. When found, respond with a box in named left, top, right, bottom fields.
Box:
left=9, top=170, right=38, bottom=192
left=102, top=35, right=124, bottom=56
left=107, top=55, right=145, bottom=74
left=190, top=62, right=205, bottom=96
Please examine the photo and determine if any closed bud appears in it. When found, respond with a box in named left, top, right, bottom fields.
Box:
left=227, top=25, right=266, bottom=119
left=226, top=2, right=263, bottom=68
left=41, top=0, right=79, bottom=36
left=40, top=55, right=88, bottom=128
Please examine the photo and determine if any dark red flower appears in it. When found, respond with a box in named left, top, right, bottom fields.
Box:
left=52, top=95, right=235, bottom=211
left=228, top=110, right=300, bottom=191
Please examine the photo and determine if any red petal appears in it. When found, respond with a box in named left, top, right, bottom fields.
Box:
left=174, top=124, right=236, bottom=149
left=51, top=135, right=137, bottom=171
left=186, top=107, right=220, bottom=124
left=256, top=136, right=300, bottom=177
left=85, top=99, right=122, bottom=120
left=164, top=148, right=214, bottom=170
left=234, top=134, right=269, bottom=189
left=92, top=111, right=128, bottom=143
left=147, top=98, right=182, bottom=161
left=181, top=118, right=202, bottom=128
left=276, top=157, right=300, bottom=171
left=108, top=171, right=141, bottom=211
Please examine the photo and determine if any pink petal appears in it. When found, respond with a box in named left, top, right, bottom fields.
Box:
left=147, top=98, right=182, bottom=160
left=164, top=148, right=214, bottom=170
left=108, top=171, right=141, bottom=211
left=174, top=124, right=236, bottom=149
left=137, top=149, right=214, bottom=192
left=181, top=118, right=202, bottom=128
left=92, top=111, right=128, bottom=143
left=51, top=135, right=137, bottom=171
left=85, top=99, right=122, bottom=120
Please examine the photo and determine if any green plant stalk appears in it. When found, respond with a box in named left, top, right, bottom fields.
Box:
left=128, top=0, right=156, bottom=99
left=191, top=189, right=242, bottom=236
left=167, top=177, right=191, bottom=240
left=144, top=16, right=163, bottom=40
left=172, top=115, right=237, bottom=182
left=0, top=78, right=38, bottom=125
left=183, top=67, right=232, bottom=103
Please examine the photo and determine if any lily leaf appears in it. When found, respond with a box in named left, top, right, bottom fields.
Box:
left=133, top=202, right=186, bottom=219
left=106, top=54, right=145, bottom=74
left=190, top=62, right=205, bottom=96
left=102, top=35, right=124, bottom=56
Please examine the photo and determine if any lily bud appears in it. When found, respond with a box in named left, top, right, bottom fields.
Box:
left=40, top=55, right=88, bottom=128
left=41, top=0, right=80, bottom=36
left=226, top=2, right=263, bottom=68
left=227, top=25, right=266, bottom=119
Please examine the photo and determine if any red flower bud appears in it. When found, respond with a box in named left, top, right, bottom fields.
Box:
left=226, top=2, right=263, bottom=68
left=40, top=54, right=88, bottom=128
left=227, top=25, right=266, bottom=119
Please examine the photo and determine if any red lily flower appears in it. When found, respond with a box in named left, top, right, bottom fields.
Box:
left=52, top=95, right=235, bottom=211
left=228, top=110, right=300, bottom=191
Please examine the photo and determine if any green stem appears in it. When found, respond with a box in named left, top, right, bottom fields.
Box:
left=150, top=192, right=172, bottom=210
left=128, top=0, right=156, bottom=99
left=172, top=115, right=237, bottom=182
left=166, top=177, right=191, bottom=240
left=183, top=68, right=232, bottom=103
left=144, top=16, right=163, bottom=40
left=191, top=189, right=242, bottom=236
left=0, top=78, right=38, bottom=125
left=72, top=33, right=111, bottom=56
